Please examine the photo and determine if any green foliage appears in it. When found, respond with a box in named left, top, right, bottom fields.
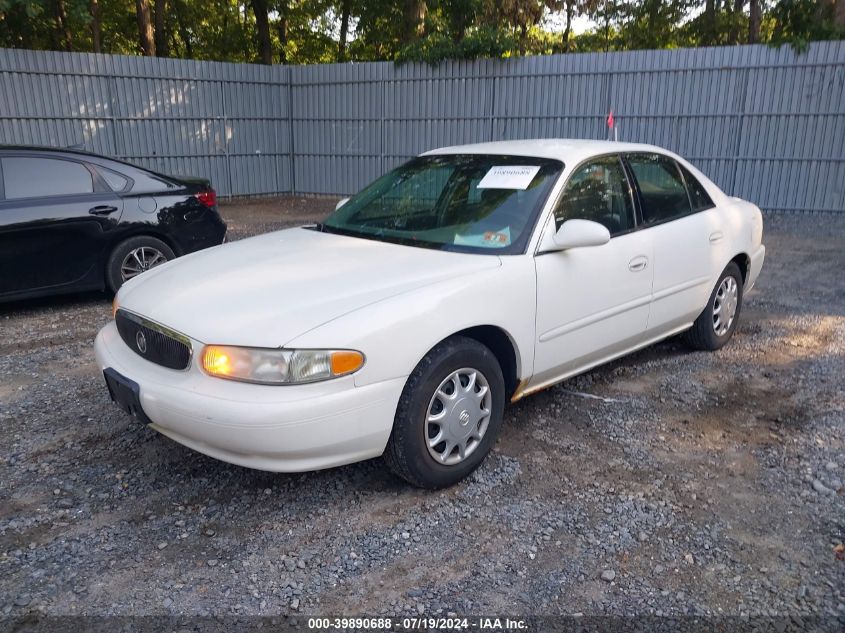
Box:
left=395, top=25, right=516, bottom=63
left=0, top=0, right=842, bottom=64
left=769, top=0, right=844, bottom=50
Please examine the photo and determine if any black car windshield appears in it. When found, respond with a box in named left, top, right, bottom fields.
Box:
left=317, top=154, right=563, bottom=255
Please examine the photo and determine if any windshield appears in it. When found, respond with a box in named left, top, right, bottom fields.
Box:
left=317, top=154, right=563, bottom=255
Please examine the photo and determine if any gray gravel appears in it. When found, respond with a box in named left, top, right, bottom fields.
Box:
left=0, top=202, right=843, bottom=621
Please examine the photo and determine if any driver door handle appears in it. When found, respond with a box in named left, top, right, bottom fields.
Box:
left=628, top=255, right=649, bottom=273
left=89, top=205, right=118, bottom=216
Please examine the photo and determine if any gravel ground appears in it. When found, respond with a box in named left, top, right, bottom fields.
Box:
left=0, top=198, right=843, bottom=623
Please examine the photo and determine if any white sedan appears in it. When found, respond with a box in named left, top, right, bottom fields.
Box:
left=95, top=139, right=765, bottom=488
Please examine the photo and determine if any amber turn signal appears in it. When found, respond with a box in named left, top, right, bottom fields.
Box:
left=330, top=350, right=365, bottom=376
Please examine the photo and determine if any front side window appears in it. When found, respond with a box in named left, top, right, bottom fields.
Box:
left=1, top=157, right=94, bottom=200
left=627, top=153, right=692, bottom=225
left=320, top=155, right=563, bottom=255
left=554, top=155, right=635, bottom=236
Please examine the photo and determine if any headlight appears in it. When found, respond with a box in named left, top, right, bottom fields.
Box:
left=200, top=345, right=364, bottom=385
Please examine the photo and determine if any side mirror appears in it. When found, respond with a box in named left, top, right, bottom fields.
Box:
left=335, top=197, right=350, bottom=211
left=540, top=219, right=611, bottom=252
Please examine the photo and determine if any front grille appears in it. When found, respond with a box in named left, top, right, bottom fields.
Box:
left=115, top=309, right=192, bottom=370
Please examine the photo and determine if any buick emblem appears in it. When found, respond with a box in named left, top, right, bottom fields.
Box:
left=459, top=410, right=470, bottom=426
left=136, top=331, right=147, bottom=354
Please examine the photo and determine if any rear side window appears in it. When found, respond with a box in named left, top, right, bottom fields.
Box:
left=98, top=167, right=130, bottom=192
left=2, top=157, right=94, bottom=199
left=627, top=153, right=692, bottom=225
left=678, top=163, right=715, bottom=211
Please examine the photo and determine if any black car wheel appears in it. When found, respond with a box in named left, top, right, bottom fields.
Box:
left=684, top=262, right=744, bottom=351
left=384, top=336, right=506, bottom=489
left=106, top=236, right=175, bottom=292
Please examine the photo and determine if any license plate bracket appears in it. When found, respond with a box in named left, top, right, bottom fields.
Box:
left=103, top=368, right=152, bottom=425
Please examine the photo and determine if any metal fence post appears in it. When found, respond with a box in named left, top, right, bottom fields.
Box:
left=287, top=65, right=296, bottom=195
left=219, top=80, right=234, bottom=199
left=489, top=72, right=497, bottom=142
left=106, top=74, right=120, bottom=158
left=730, top=67, right=751, bottom=197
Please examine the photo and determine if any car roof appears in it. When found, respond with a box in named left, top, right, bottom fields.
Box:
left=0, top=144, right=140, bottom=169
left=422, top=138, right=673, bottom=164
left=0, top=144, right=179, bottom=180
left=0, top=144, right=116, bottom=160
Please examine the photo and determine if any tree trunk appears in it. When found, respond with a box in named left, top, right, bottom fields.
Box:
left=277, top=17, right=288, bottom=63
left=172, top=0, right=193, bottom=58
left=748, top=0, right=761, bottom=43
left=55, top=0, right=73, bottom=51
left=155, top=0, right=169, bottom=56
left=729, top=0, right=744, bottom=44
left=402, top=0, right=426, bottom=41
left=835, top=0, right=845, bottom=30
left=562, top=1, right=574, bottom=52
left=338, top=0, right=351, bottom=61
left=250, top=0, right=272, bottom=65
left=136, top=0, right=156, bottom=56
left=89, top=0, right=102, bottom=53
left=703, top=0, right=715, bottom=45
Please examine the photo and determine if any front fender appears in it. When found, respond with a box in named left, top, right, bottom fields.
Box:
left=285, top=256, right=537, bottom=388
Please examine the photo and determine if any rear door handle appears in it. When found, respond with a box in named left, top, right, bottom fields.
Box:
left=709, top=231, right=724, bottom=244
left=628, top=255, right=649, bottom=272
left=89, top=205, right=118, bottom=216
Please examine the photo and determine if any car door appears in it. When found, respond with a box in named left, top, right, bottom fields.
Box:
left=624, top=153, right=724, bottom=334
left=0, top=153, right=124, bottom=296
left=531, top=154, right=654, bottom=389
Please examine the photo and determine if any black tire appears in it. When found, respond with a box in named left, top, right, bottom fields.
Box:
left=384, top=336, right=506, bottom=489
left=106, top=236, right=175, bottom=293
left=684, top=262, right=744, bottom=351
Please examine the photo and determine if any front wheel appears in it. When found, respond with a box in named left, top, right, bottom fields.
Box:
left=384, top=336, right=506, bottom=489
left=685, top=262, right=744, bottom=351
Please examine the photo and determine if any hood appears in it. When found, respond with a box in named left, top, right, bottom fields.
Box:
left=118, top=227, right=501, bottom=347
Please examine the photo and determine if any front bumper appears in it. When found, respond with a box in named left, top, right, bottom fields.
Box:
left=94, top=321, right=405, bottom=472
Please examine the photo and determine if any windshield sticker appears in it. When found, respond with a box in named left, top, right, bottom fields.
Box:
left=454, top=227, right=512, bottom=248
left=477, top=165, right=541, bottom=190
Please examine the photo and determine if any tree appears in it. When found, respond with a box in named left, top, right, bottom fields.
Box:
left=89, top=0, right=101, bottom=52
left=251, top=0, right=272, bottom=63
left=337, top=0, right=350, bottom=60
left=53, top=0, right=73, bottom=50
left=136, top=0, right=155, bottom=55
left=748, top=0, right=761, bottom=42
left=0, top=0, right=843, bottom=65
left=491, top=0, right=545, bottom=53
left=154, top=0, right=168, bottom=55
left=402, top=0, right=427, bottom=41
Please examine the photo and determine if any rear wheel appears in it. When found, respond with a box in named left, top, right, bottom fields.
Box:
left=384, top=336, right=505, bottom=489
left=106, top=236, right=174, bottom=293
left=685, top=262, right=743, bottom=351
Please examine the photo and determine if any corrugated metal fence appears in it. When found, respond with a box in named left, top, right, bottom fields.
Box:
left=1, top=42, right=843, bottom=211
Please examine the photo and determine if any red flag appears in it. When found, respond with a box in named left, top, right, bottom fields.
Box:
left=607, top=110, right=615, bottom=129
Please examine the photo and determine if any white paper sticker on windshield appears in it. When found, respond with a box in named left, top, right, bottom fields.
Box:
left=477, top=165, right=541, bottom=190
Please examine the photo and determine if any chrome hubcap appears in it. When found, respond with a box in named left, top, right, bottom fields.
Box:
left=425, top=368, right=492, bottom=466
left=121, top=246, right=167, bottom=282
left=712, top=275, right=739, bottom=336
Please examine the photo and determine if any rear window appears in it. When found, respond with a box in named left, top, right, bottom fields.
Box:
left=2, top=157, right=94, bottom=199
